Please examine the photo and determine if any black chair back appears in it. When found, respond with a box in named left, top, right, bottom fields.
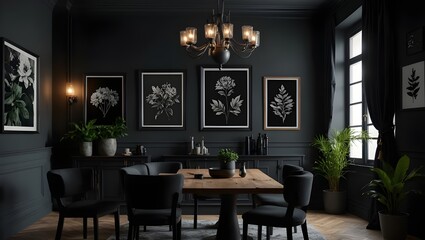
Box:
left=121, top=164, right=149, bottom=175
left=282, top=164, right=304, bottom=183
left=124, top=174, right=184, bottom=210
left=144, top=162, right=182, bottom=175
left=283, top=171, right=314, bottom=208
left=47, top=168, right=93, bottom=208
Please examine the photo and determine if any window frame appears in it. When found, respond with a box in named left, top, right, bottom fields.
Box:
left=344, top=23, right=376, bottom=166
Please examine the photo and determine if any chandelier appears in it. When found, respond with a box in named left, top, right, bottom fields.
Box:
left=179, top=0, right=260, bottom=66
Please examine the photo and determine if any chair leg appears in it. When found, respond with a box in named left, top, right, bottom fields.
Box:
left=266, top=226, right=271, bottom=240
left=177, top=220, right=182, bottom=240
left=114, top=211, right=120, bottom=240
left=286, top=227, right=293, bottom=240
left=301, top=222, right=309, bottom=240
left=257, top=225, right=262, bottom=240
left=194, top=196, right=198, bottom=229
left=93, top=217, right=99, bottom=240
left=242, top=222, right=248, bottom=240
left=172, top=220, right=177, bottom=240
left=128, top=223, right=133, bottom=240
left=55, top=215, right=64, bottom=240
left=83, top=217, right=87, bottom=239
left=136, top=226, right=140, bottom=240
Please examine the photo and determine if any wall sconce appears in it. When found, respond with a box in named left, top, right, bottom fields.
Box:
left=66, top=83, right=77, bottom=104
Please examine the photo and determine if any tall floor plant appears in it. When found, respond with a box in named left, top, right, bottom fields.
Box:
left=313, top=128, right=368, bottom=192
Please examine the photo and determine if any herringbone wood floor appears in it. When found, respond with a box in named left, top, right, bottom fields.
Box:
left=10, top=210, right=420, bottom=240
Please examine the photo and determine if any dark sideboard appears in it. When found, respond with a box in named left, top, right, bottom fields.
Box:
left=72, top=155, right=151, bottom=203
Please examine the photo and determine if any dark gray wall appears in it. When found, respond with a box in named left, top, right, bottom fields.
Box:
left=0, top=0, right=53, bottom=239
left=57, top=11, right=325, bottom=165
left=394, top=0, right=425, bottom=238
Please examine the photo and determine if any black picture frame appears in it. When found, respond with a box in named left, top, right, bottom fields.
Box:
left=407, top=27, right=424, bottom=55
left=263, top=76, right=300, bottom=130
left=401, top=61, right=425, bottom=110
left=200, top=66, right=251, bottom=130
left=1, top=38, right=39, bottom=133
left=139, top=70, right=186, bottom=130
left=84, top=74, right=125, bottom=125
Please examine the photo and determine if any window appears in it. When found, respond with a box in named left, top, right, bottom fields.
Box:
left=346, top=29, right=378, bottom=165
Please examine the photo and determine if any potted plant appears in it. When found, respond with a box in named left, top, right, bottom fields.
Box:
left=363, top=155, right=424, bottom=240
left=96, top=117, right=128, bottom=156
left=312, top=127, right=368, bottom=214
left=61, top=119, right=97, bottom=156
left=218, top=148, right=239, bottom=170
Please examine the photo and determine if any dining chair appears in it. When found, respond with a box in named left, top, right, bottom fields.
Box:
left=47, top=168, right=120, bottom=240
left=122, top=174, right=184, bottom=240
left=242, top=170, right=314, bottom=240
left=252, top=164, right=304, bottom=235
left=252, top=164, right=304, bottom=208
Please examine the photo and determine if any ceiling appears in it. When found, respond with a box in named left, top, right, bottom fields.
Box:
left=71, top=0, right=339, bottom=16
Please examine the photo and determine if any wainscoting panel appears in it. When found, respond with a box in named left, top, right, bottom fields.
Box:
left=0, top=148, right=52, bottom=240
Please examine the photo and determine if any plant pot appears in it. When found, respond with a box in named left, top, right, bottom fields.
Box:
left=379, top=212, right=408, bottom=240
left=323, top=190, right=346, bottom=214
left=220, top=161, right=235, bottom=170
left=97, top=138, right=117, bottom=156
left=79, top=142, right=93, bottom=156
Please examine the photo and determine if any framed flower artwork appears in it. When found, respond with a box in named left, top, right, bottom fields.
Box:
left=200, top=66, right=251, bottom=130
left=139, top=70, right=186, bottom=129
left=85, top=74, right=125, bottom=125
left=263, top=76, right=300, bottom=130
left=1, top=38, right=39, bottom=133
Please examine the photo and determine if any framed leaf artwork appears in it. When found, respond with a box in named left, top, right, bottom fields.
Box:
left=263, top=76, right=300, bottom=130
left=402, top=61, right=425, bottom=110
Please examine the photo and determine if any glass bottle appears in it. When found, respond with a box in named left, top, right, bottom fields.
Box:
left=239, top=161, right=247, bottom=178
left=256, top=133, right=263, bottom=155
left=263, top=134, right=268, bottom=155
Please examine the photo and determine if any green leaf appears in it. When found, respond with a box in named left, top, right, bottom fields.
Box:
left=393, top=155, right=409, bottom=184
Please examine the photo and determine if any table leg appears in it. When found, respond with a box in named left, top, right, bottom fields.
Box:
left=216, top=194, right=240, bottom=240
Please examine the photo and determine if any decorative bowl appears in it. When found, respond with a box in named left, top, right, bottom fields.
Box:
left=208, top=168, right=235, bottom=178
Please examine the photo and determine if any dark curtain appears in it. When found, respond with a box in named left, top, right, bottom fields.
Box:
left=323, top=15, right=336, bottom=134
left=362, top=0, right=397, bottom=229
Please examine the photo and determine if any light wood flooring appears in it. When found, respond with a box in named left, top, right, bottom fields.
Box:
left=9, top=211, right=420, bottom=240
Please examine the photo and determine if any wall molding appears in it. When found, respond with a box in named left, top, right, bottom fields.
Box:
left=0, top=147, right=52, bottom=239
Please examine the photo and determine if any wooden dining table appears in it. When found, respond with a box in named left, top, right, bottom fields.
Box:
left=177, top=168, right=283, bottom=240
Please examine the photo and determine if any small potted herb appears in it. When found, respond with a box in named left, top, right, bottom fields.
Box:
left=61, top=119, right=98, bottom=156
left=218, top=148, right=239, bottom=170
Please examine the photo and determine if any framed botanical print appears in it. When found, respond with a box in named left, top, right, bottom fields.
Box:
left=200, top=66, right=251, bottom=130
left=85, top=74, right=125, bottom=125
left=1, top=38, right=39, bottom=132
left=139, top=70, right=185, bottom=129
left=263, top=76, right=300, bottom=130
left=402, top=61, right=425, bottom=110
left=406, top=27, right=423, bottom=55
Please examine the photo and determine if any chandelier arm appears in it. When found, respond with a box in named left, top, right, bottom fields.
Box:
left=229, top=44, right=255, bottom=59
left=185, top=44, right=210, bottom=58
